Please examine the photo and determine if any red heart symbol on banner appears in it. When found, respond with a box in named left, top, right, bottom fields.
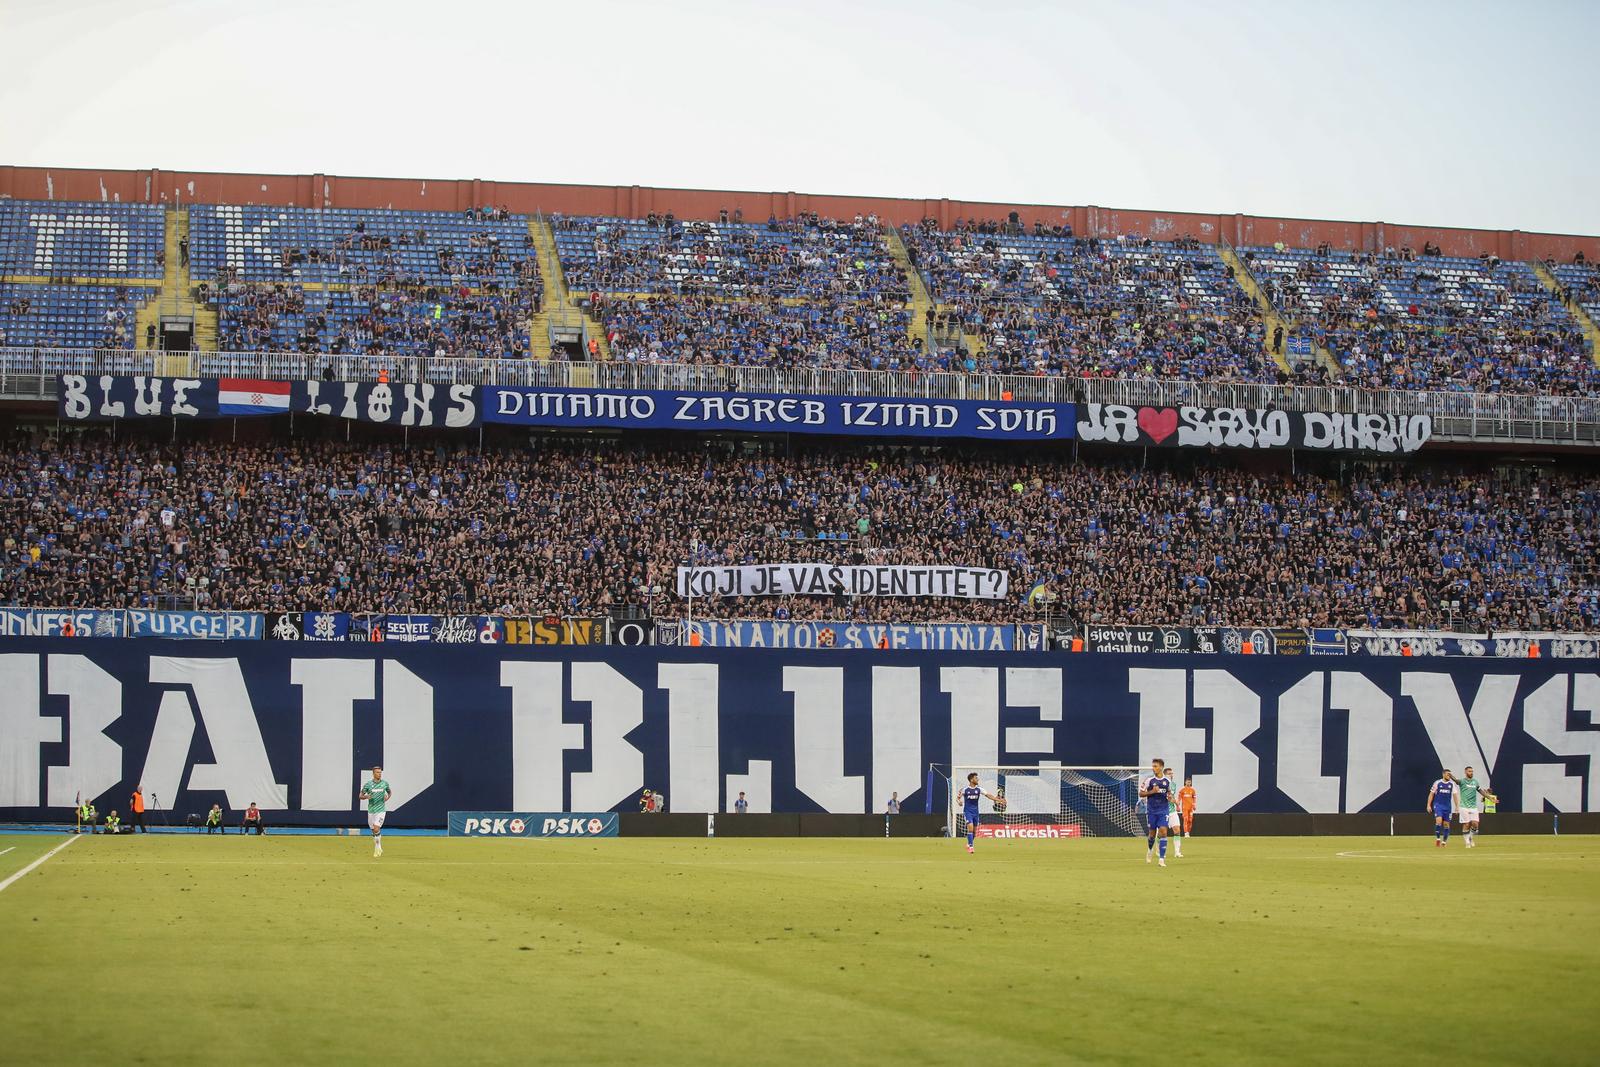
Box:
left=1137, top=407, right=1179, bottom=444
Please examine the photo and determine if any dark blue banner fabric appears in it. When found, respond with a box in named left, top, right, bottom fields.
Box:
left=483, top=386, right=1074, bottom=441
left=2, top=641, right=1594, bottom=823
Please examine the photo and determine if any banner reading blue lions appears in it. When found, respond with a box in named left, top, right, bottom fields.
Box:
left=58, top=376, right=479, bottom=427
left=485, top=386, right=1074, bottom=441
left=0, top=639, right=1595, bottom=824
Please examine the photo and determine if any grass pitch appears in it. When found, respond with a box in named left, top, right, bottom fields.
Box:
left=1, top=832, right=1595, bottom=1065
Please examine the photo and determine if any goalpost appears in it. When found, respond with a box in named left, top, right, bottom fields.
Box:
left=942, top=766, right=1146, bottom=839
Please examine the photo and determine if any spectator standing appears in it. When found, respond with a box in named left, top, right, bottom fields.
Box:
left=886, top=792, right=900, bottom=815
left=734, top=791, right=749, bottom=814
left=130, top=786, right=147, bottom=833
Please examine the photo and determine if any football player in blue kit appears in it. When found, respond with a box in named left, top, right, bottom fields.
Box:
left=959, top=772, right=1004, bottom=854
left=1141, top=759, right=1175, bottom=867
left=1428, top=769, right=1458, bottom=847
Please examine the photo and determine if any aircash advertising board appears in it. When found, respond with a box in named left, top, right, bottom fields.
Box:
left=0, top=639, right=1595, bottom=823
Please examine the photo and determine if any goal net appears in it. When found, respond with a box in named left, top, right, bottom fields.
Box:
left=945, top=766, right=1145, bottom=839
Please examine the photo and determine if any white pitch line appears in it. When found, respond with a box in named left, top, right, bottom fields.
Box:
left=0, top=847, right=14, bottom=856
left=0, top=834, right=79, bottom=893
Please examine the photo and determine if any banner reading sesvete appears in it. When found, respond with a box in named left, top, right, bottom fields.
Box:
left=677, top=564, right=1009, bottom=600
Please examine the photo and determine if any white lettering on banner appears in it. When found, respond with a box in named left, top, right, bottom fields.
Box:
left=725, top=759, right=774, bottom=814
left=677, top=564, right=1009, bottom=600
left=502, top=661, right=578, bottom=811
left=446, top=384, right=478, bottom=428
left=1301, top=413, right=1431, bottom=453
left=134, top=377, right=165, bottom=417
left=1177, top=407, right=1292, bottom=449
left=291, top=659, right=374, bottom=811
left=140, top=690, right=196, bottom=807
left=377, top=661, right=434, bottom=812
left=1521, top=674, right=1600, bottom=812
left=568, top=662, right=644, bottom=812
left=1003, top=667, right=1061, bottom=757
left=1277, top=674, right=1336, bottom=812
left=785, top=667, right=865, bottom=813
left=1332, top=672, right=1393, bottom=811
left=1078, top=404, right=1432, bottom=453
left=975, top=406, right=1056, bottom=436
left=302, top=380, right=334, bottom=416
left=60, top=375, right=91, bottom=420
left=660, top=663, right=719, bottom=815
left=1190, top=670, right=1262, bottom=813
left=1131, top=668, right=1205, bottom=790
left=872, top=666, right=923, bottom=812
left=1277, top=672, right=1395, bottom=813
left=1074, top=404, right=1140, bottom=443
left=943, top=667, right=1000, bottom=801
left=170, top=379, right=200, bottom=418
left=402, top=384, right=435, bottom=427
left=841, top=401, right=958, bottom=429
left=146, top=658, right=288, bottom=809
left=1402, top=673, right=1519, bottom=783
left=367, top=383, right=393, bottom=423
left=98, top=375, right=125, bottom=419
left=44, top=655, right=122, bottom=809
left=0, top=655, right=56, bottom=806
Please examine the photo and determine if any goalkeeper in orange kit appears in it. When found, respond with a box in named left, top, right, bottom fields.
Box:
left=1177, top=777, right=1197, bottom=838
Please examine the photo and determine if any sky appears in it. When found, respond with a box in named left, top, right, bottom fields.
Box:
left=1, top=0, right=1595, bottom=234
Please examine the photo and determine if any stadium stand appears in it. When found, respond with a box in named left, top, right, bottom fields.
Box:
left=2, top=191, right=1597, bottom=396
left=554, top=212, right=920, bottom=369
left=1549, top=256, right=1600, bottom=324
left=899, top=220, right=1297, bottom=382
left=1243, top=244, right=1600, bottom=395
left=2, top=429, right=1595, bottom=630
left=0, top=199, right=165, bottom=280
left=0, top=199, right=164, bottom=350
left=1, top=282, right=144, bottom=349
left=187, top=205, right=541, bottom=358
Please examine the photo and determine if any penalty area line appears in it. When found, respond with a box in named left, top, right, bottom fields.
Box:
left=0, top=834, right=79, bottom=893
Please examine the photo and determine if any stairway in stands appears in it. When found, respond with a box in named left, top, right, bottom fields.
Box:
left=528, top=216, right=608, bottom=360
left=1215, top=242, right=1334, bottom=377
left=137, top=208, right=217, bottom=373
left=885, top=228, right=934, bottom=349
left=1531, top=261, right=1600, bottom=364
left=884, top=227, right=984, bottom=357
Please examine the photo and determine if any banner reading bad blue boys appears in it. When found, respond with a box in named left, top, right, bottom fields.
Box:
left=58, top=376, right=479, bottom=428
left=1, top=639, right=1596, bottom=823
left=484, top=386, right=1075, bottom=441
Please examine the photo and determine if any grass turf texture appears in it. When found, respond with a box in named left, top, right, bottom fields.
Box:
left=1, top=834, right=1595, bottom=1065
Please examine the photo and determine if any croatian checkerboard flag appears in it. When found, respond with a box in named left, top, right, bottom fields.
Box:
left=217, top=378, right=291, bottom=416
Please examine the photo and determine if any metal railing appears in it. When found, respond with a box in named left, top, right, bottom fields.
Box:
left=3, top=346, right=1599, bottom=445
